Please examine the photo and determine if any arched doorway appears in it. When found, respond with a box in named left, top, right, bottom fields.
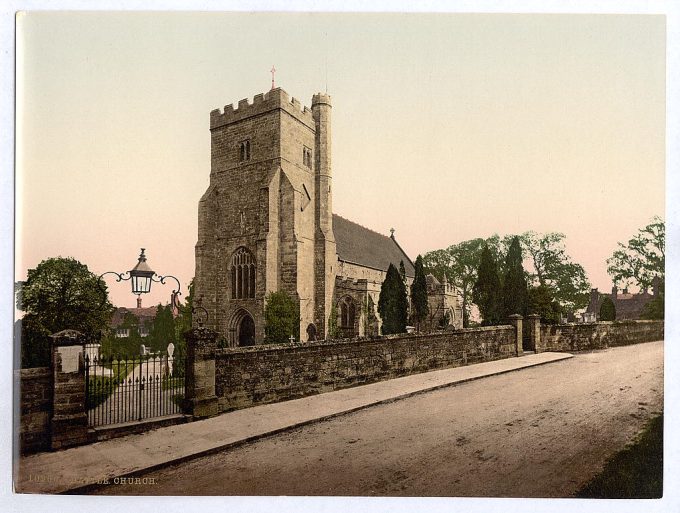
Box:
left=306, top=323, right=317, bottom=342
left=238, top=314, right=255, bottom=346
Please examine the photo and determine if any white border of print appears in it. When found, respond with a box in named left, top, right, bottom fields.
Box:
left=1, top=2, right=678, bottom=513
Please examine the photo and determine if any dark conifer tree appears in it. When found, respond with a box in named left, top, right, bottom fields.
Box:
left=501, top=236, right=529, bottom=319
left=472, top=245, right=502, bottom=325
left=399, top=260, right=407, bottom=284
left=410, top=255, right=429, bottom=331
left=378, top=263, right=408, bottom=335
left=599, top=296, right=616, bottom=321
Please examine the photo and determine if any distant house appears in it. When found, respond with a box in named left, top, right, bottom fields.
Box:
left=110, top=298, right=157, bottom=338
left=585, top=277, right=661, bottom=320
left=109, top=296, right=178, bottom=338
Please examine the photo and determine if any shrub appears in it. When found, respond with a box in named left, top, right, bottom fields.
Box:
left=264, top=291, right=300, bottom=344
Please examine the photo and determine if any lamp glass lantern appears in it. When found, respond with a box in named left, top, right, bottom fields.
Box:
left=129, top=248, right=155, bottom=295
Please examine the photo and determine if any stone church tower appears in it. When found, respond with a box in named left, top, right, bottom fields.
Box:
left=195, top=89, right=336, bottom=345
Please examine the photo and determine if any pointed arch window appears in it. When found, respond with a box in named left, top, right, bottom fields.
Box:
left=230, top=247, right=256, bottom=299
left=339, top=296, right=356, bottom=336
left=303, top=146, right=313, bottom=169
left=239, top=139, right=251, bottom=162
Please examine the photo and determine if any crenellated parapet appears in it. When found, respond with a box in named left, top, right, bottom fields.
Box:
left=210, top=88, right=314, bottom=130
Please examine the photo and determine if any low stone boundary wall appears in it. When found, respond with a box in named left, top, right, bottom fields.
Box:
left=18, top=367, right=52, bottom=454
left=538, top=320, right=664, bottom=352
left=214, top=325, right=517, bottom=412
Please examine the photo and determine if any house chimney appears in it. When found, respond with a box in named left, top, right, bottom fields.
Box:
left=611, top=286, right=618, bottom=297
left=622, top=287, right=628, bottom=295
left=653, top=276, right=661, bottom=297
left=137, top=297, right=142, bottom=308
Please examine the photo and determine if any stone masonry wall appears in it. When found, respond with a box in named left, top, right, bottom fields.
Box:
left=214, top=326, right=516, bottom=412
left=18, top=367, right=52, bottom=454
left=540, top=320, right=664, bottom=352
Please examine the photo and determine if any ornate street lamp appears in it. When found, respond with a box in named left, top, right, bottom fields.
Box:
left=99, top=248, right=210, bottom=329
left=99, top=248, right=182, bottom=308
left=128, top=248, right=155, bottom=295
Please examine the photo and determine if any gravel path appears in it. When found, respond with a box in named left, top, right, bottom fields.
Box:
left=94, top=341, right=663, bottom=497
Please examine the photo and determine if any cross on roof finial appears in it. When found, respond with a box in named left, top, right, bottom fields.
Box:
left=270, top=65, right=276, bottom=90
left=390, top=228, right=395, bottom=238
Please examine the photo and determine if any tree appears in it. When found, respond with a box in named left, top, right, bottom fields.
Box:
left=399, top=260, right=407, bottom=285
left=149, top=304, right=177, bottom=351
left=423, top=236, right=502, bottom=328
left=172, top=278, right=194, bottom=376
left=527, top=284, right=561, bottom=324
left=501, top=237, right=529, bottom=319
left=472, top=245, right=503, bottom=326
left=174, top=278, right=194, bottom=335
left=607, top=217, right=665, bottom=291
left=378, top=263, right=408, bottom=335
left=518, top=231, right=590, bottom=313
left=410, top=255, right=429, bottom=331
left=16, top=257, right=114, bottom=368
left=264, top=291, right=300, bottom=344
left=599, top=296, right=616, bottom=321
left=641, top=296, right=664, bottom=320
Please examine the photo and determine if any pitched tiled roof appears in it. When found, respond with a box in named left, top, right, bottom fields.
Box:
left=333, top=214, right=415, bottom=277
left=586, top=291, right=656, bottom=320
left=110, top=306, right=159, bottom=327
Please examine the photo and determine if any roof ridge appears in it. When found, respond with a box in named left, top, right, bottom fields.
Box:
left=390, top=231, right=415, bottom=269
left=332, top=213, right=393, bottom=240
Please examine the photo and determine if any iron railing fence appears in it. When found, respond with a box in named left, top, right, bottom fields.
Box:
left=84, top=353, right=184, bottom=427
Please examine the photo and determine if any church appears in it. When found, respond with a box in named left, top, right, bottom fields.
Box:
left=194, top=87, right=462, bottom=346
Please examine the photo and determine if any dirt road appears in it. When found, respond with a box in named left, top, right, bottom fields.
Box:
left=94, top=341, right=663, bottom=497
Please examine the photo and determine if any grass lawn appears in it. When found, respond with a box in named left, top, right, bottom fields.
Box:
left=86, top=361, right=133, bottom=409
left=576, top=414, right=663, bottom=499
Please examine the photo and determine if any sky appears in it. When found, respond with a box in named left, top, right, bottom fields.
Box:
left=15, top=11, right=666, bottom=309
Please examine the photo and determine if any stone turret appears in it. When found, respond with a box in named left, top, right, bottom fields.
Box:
left=312, top=93, right=333, bottom=237
left=312, top=93, right=336, bottom=338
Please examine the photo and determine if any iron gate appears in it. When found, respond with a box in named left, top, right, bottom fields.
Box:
left=85, top=352, right=185, bottom=427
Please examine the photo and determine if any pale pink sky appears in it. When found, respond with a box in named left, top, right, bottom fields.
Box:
left=16, top=12, right=665, bottom=308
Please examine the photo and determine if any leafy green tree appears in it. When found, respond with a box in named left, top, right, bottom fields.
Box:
left=16, top=257, right=114, bottom=368
left=472, top=245, right=503, bottom=326
left=501, top=237, right=529, bottom=319
left=164, top=278, right=194, bottom=377
left=518, top=231, right=590, bottom=313
left=607, top=217, right=665, bottom=290
left=378, top=263, right=408, bottom=335
left=175, top=278, right=194, bottom=335
left=264, top=291, right=300, bottom=344
left=599, top=296, right=616, bottom=321
left=527, top=284, right=562, bottom=324
left=410, top=255, right=429, bottom=331
left=423, top=236, right=501, bottom=327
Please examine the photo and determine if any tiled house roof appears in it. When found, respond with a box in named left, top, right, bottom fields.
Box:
left=333, top=214, right=415, bottom=277
left=110, top=306, right=158, bottom=327
left=586, top=288, right=657, bottom=320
